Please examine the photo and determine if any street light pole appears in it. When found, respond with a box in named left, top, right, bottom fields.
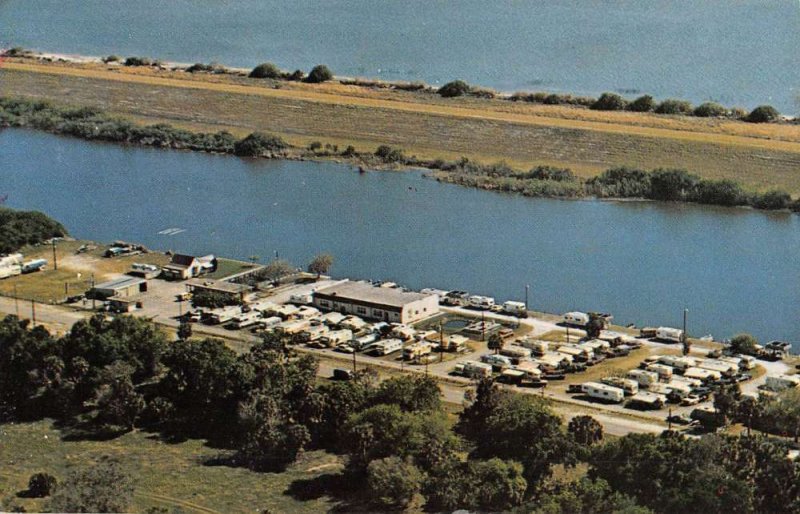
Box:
left=682, top=308, right=689, bottom=356
left=52, top=240, right=58, bottom=271
left=525, top=284, right=529, bottom=311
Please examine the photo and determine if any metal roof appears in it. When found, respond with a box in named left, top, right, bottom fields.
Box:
left=94, top=277, right=146, bottom=290
left=314, top=281, right=434, bottom=309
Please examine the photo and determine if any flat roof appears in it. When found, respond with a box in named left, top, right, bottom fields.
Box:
left=94, top=276, right=146, bottom=290
left=314, top=281, right=435, bottom=309
left=186, top=278, right=251, bottom=294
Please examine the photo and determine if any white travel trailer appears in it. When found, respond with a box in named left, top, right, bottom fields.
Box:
left=563, top=311, right=590, bottom=327
left=684, top=367, right=721, bottom=382
left=403, top=342, right=432, bottom=361
left=646, top=363, right=674, bottom=381
left=301, top=324, right=330, bottom=342
left=500, top=346, right=532, bottom=361
left=698, top=359, right=737, bottom=377
left=0, top=253, right=23, bottom=279
left=582, top=382, right=625, bottom=403
left=601, top=377, right=639, bottom=395
left=657, top=355, right=697, bottom=372
left=628, top=391, right=667, bottom=410
left=481, top=354, right=513, bottom=368
left=627, top=369, right=660, bottom=388
left=519, top=338, right=549, bottom=356
left=230, top=312, right=263, bottom=330
left=655, top=327, right=684, bottom=343
left=261, top=316, right=282, bottom=330
left=320, top=329, right=353, bottom=347
left=461, top=361, right=493, bottom=379
left=513, top=361, right=542, bottom=380
left=368, top=338, right=403, bottom=356
left=502, top=301, right=527, bottom=316
left=289, top=292, right=314, bottom=305
left=208, top=306, right=241, bottom=325
left=468, top=295, right=496, bottom=310
left=277, top=319, right=311, bottom=335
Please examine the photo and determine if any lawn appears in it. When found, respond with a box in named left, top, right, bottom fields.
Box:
left=0, top=420, right=343, bottom=513
left=4, top=60, right=800, bottom=193
left=203, top=258, right=259, bottom=280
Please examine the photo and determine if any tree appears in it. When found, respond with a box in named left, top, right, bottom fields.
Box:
left=568, top=415, right=604, bottom=446
left=585, top=313, right=606, bottom=339
left=190, top=289, right=241, bottom=309
left=713, top=384, right=743, bottom=425
left=753, top=190, right=791, bottom=210
left=249, top=62, right=281, bottom=79
left=367, top=457, right=425, bottom=509
left=262, top=259, right=294, bottom=282
left=48, top=459, right=134, bottom=513
left=307, top=253, right=333, bottom=277
left=466, top=458, right=528, bottom=510
left=0, top=207, right=67, bottom=253
left=371, top=374, right=441, bottom=412
left=729, top=333, right=758, bottom=356
left=531, top=478, right=651, bottom=514
left=438, top=80, right=471, bottom=98
left=237, top=392, right=311, bottom=471
left=693, top=102, right=728, bottom=117
left=627, top=95, right=656, bottom=112
left=177, top=319, right=192, bottom=341
left=26, top=472, right=57, bottom=498
left=233, top=132, right=288, bottom=157
left=94, top=362, right=145, bottom=431
left=655, top=99, right=693, bottom=115
left=746, top=105, right=779, bottom=123
left=306, top=64, right=333, bottom=83
left=456, top=377, right=507, bottom=441
left=697, top=179, right=746, bottom=206
left=487, top=333, right=504, bottom=354
left=648, top=168, right=699, bottom=201
left=591, top=92, right=627, bottom=111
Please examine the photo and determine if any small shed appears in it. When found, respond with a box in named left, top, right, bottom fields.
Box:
left=89, top=277, right=147, bottom=300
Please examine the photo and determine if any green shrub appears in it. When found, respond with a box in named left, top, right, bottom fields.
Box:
left=306, top=65, right=333, bottom=83
left=102, top=55, right=121, bottom=64
left=627, top=95, right=656, bottom=112
left=0, top=207, right=67, bottom=253
left=648, top=168, right=699, bottom=201
left=123, top=56, right=152, bottom=67
left=591, top=92, right=627, bottom=111
left=587, top=167, right=650, bottom=198
left=438, top=80, right=471, bottom=98
left=753, top=189, right=791, bottom=210
left=745, top=105, right=780, bottom=123
left=233, top=132, right=288, bottom=157
left=27, top=472, right=58, bottom=498
left=655, top=99, right=693, bottom=115
left=524, top=166, right=576, bottom=182
left=191, top=290, right=242, bottom=309
left=693, top=102, right=728, bottom=118
left=286, top=69, right=305, bottom=81
left=375, top=145, right=406, bottom=163
left=697, top=179, right=746, bottom=206
left=342, top=145, right=357, bottom=157
left=186, top=63, right=221, bottom=73
left=249, top=62, right=282, bottom=79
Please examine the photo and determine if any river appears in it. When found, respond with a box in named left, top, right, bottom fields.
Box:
left=1, top=129, right=797, bottom=345
left=1, top=1, right=799, bottom=112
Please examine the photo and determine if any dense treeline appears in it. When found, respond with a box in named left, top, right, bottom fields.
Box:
left=0, top=97, right=288, bottom=157
left=0, top=207, right=67, bottom=253
left=1, top=314, right=799, bottom=512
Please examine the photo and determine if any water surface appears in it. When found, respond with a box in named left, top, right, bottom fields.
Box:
left=1, top=129, right=797, bottom=345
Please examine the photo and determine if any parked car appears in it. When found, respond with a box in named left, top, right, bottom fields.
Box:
left=666, top=414, right=696, bottom=426
left=567, top=384, right=583, bottom=394
left=332, top=368, right=354, bottom=381
left=681, top=395, right=701, bottom=406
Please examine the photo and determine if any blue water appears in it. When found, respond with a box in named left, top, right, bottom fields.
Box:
left=1, top=129, right=798, bottom=345
left=1, top=1, right=799, bottom=112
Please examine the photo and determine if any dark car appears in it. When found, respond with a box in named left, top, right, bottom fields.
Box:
left=666, top=414, right=695, bottom=426
left=567, top=384, right=583, bottom=394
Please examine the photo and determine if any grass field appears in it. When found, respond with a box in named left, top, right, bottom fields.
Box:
left=0, top=420, right=343, bottom=513
left=3, top=59, right=800, bottom=193
left=202, top=258, right=259, bottom=280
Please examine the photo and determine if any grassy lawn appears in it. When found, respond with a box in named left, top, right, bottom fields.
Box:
left=0, top=420, right=343, bottom=513
left=4, top=59, right=800, bottom=193
left=203, top=258, right=259, bottom=280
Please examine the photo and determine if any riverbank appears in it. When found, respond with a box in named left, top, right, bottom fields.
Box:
left=3, top=54, right=800, bottom=195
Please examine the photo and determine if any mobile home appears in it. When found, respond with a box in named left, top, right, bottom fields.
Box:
left=698, top=359, right=737, bottom=377
left=627, top=369, right=660, bottom=388
left=581, top=382, right=625, bottom=403
left=655, top=327, right=683, bottom=343
left=481, top=354, right=513, bottom=369
left=368, top=338, right=403, bottom=356
left=403, top=342, right=432, bottom=361
left=563, top=311, right=590, bottom=327
left=519, top=338, right=548, bottom=356
left=600, top=377, right=639, bottom=395
left=500, top=346, right=532, bottom=361
left=646, top=363, right=674, bottom=381
left=628, top=392, right=667, bottom=410
left=320, top=329, right=353, bottom=347
left=468, top=295, right=495, bottom=310
left=461, top=361, right=492, bottom=379
left=502, top=301, right=527, bottom=317
left=684, top=367, right=721, bottom=382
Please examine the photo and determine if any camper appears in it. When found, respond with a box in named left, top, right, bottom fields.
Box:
left=657, top=355, right=697, bottom=373
left=655, top=327, right=683, bottom=343
left=664, top=380, right=693, bottom=399
left=442, top=291, right=470, bottom=306
left=520, top=338, right=548, bottom=356
left=207, top=306, right=241, bottom=325
left=468, top=295, right=495, bottom=310
left=558, top=344, right=593, bottom=362
left=321, top=312, right=346, bottom=326
left=340, top=315, right=368, bottom=332
left=563, top=311, right=590, bottom=327
left=698, top=359, right=737, bottom=377
left=580, top=339, right=611, bottom=355
left=737, top=355, right=757, bottom=370
left=502, top=301, right=527, bottom=317
left=461, top=361, right=493, bottom=379
left=289, top=292, right=314, bottom=305
left=272, top=304, right=300, bottom=319
left=581, top=382, right=625, bottom=403
left=368, top=339, right=403, bottom=356
left=537, top=352, right=572, bottom=371
left=765, top=375, right=800, bottom=392
left=500, top=368, right=526, bottom=385
left=403, top=342, right=432, bottom=361
left=481, top=354, right=513, bottom=370
left=352, top=332, right=379, bottom=351
left=683, top=367, right=721, bottom=383
left=301, top=324, right=330, bottom=343
left=277, top=319, right=311, bottom=335
left=627, top=369, right=660, bottom=388
left=600, top=377, right=639, bottom=396
left=391, top=324, right=417, bottom=341
left=295, top=305, right=321, bottom=319
left=500, top=346, right=532, bottom=361
left=646, top=363, right=674, bottom=381
left=261, top=316, right=282, bottom=330
left=229, top=312, right=263, bottom=330
left=0, top=253, right=23, bottom=279
left=513, top=361, right=542, bottom=380
left=435, top=334, right=469, bottom=353
left=21, top=258, right=47, bottom=274
left=320, top=329, right=353, bottom=348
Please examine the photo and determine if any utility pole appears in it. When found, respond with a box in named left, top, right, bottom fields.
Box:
left=439, top=321, right=444, bottom=363
left=13, top=284, right=18, bottom=317
left=668, top=408, right=673, bottom=431
left=682, top=308, right=689, bottom=356
left=481, top=310, right=486, bottom=342
left=91, top=273, right=96, bottom=310
left=565, top=325, right=570, bottom=344
left=352, top=347, right=357, bottom=373
left=51, top=240, right=58, bottom=271
left=525, top=284, right=529, bottom=311
left=30, top=300, right=36, bottom=326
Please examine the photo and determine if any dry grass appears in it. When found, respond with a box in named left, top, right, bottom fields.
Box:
left=4, top=60, right=800, bottom=193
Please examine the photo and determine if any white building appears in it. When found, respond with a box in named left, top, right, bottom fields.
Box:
left=313, top=281, right=439, bottom=324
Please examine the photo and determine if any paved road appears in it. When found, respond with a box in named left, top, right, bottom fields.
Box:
left=0, top=296, right=672, bottom=436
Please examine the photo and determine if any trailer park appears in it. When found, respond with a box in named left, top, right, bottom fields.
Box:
left=1, top=238, right=797, bottom=432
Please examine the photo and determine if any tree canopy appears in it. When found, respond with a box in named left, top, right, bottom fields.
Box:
left=0, top=207, right=67, bottom=253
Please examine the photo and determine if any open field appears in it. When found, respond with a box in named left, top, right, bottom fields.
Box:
left=3, top=59, right=800, bottom=193
left=0, top=420, right=342, bottom=513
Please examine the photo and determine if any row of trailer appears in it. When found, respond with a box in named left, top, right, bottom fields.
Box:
left=0, top=253, right=48, bottom=279
left=427, top=288, right=527, bottom=317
